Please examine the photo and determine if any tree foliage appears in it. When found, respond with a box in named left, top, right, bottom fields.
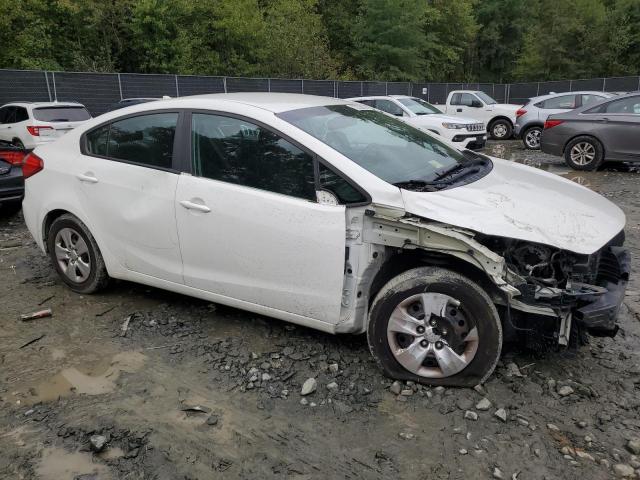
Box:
left=0, top=0, right=638, bottom=82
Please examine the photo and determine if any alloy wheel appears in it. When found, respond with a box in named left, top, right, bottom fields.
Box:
left=386, top=293, right=479, bottom=378
left=570, top=142, right=596, bottom=166
left=524, top=128, right=541, bottom=148
left=54, top=227, right=91, bottom=283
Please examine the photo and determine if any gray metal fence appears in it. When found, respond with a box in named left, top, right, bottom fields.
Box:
left=1, top=68, right=639, bottom=116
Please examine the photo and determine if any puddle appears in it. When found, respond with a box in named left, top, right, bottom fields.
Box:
left=14, top=351, right=146, bottom=404
left=36, top=447, right=112, bottom=480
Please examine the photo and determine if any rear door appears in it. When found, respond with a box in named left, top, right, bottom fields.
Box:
left=175, top=111, right=347, bottom=324
left=78, top=110, right=184, bottom=282
left=589, top=95, right=640, bottom=160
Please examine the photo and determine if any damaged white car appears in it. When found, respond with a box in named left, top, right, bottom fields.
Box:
left=22, top=93, right=630, bottom=387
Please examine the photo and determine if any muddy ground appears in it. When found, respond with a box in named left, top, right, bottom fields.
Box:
left=1, top=140, right=640, bottom=480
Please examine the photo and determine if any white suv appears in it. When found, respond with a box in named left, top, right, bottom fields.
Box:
left=348, top=95, right=487, bottom=150
left=0, top=102, right=92, bottom=149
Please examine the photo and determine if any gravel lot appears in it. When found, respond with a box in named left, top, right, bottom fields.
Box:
left=1, top=140, right=640, bottom=480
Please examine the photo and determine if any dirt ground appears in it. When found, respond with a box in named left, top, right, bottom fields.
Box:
left=2, top=140, right=640, bottom=480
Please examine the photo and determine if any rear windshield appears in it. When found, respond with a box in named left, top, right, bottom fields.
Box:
left=33, top=106, right=91, bottom=122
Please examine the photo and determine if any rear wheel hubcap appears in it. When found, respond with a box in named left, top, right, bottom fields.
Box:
left=570, top=142, right=596, bottom=165
left=525, top=128, right=541, bottom=148
left=54, top=227, right=91, bottom=283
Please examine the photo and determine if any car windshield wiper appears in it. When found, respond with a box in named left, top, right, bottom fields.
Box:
left=431, top=158, right=487, bottom=182
left=392, top=179, right=441, bottom=191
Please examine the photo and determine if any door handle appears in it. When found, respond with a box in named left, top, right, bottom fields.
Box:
left=77, top=173, right=98, bottom=184
left=180, top=200, right=211, bottom=213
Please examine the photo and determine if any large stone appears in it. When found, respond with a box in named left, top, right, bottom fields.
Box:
left=613, top=464, right=635, bottom=477
left=300, top=378, right=317, bottom=396
left=494, top=408, right=507, bottom=422
left=464, top=410, right=478, bottom=421
left=475, top=398, right=492, bottom=411
left=557, top=385, right=574, bottom=397
left=627, top=438, right=640, bottom=455
left=89, top=434, right=107, bottom=453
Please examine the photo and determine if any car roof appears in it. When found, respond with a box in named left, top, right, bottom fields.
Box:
left=182, top=92, right=351, bottom=113
left=346, top=95, right=419, bottom=102
left=527, top=91, right=613, bottom=103
left=1, top=101, right=85, bottom=108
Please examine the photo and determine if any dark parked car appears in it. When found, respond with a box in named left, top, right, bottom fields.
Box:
left=105, top=98, right=159, bottom=112
left=541, top=92, right=640, bottom=170
left=0, top=142, right=27, bottom=216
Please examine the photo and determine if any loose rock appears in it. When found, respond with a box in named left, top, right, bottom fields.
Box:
left=494, top=408, right=507, bottom=422
left=301, top=378, right=317, bottom=396
left=476, top=398, right=492, bottom=411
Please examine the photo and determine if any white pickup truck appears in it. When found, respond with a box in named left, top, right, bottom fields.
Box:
left=440, top=90, right=521, bottom=140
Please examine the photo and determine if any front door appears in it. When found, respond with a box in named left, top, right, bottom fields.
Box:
left=77, top=111, right=184, bottom=283
left=175, top=112, right=346, bottom=324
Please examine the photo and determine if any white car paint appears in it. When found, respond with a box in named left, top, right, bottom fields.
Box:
left=22, top=93, right=626, bottom=340
left=0, top=102, right=91, bottom=149
left=441, top=90, right=520, bottom=132
left=402, top=158, right=625, bottom=255
left=348, top=95, right=487, bottom=150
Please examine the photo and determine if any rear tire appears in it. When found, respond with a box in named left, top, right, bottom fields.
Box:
left=47, top=214, right=109, bottom=294
left=489, top=119, right=513, bottom=140
left=522, top=126, right=542, bottom=150
left=367, top=267, right=502, bottom=387
left=563, top=136, right=604, bottom=171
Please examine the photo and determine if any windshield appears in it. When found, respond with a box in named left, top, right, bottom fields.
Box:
left=33, top=106, right=91, bottom=122
left=278, top=105, right=470, bottom=185
left=475, top=92, right=497, bottom=105
left=396, top=97, right=442, bottom=115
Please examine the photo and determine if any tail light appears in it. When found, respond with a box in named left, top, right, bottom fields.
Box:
left=544, top=119, right=564, bottom=129
left=22, top=152, right=44, bottom=178
left=0, top=149, right=26, bottom=166
left=26, top=125, right=54, bottom=136
left=516, top=108, right=527, bottom=118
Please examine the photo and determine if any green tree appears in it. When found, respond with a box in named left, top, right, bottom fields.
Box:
left=422, top=0, right=479, bottom=82
left=473, top=0, right=529, bottom=82
left=262, top=0, right=337, bottom=78
left=513, top=0, right=608, bottom=80
left=318, top=0, right=361, bottom=78
left=351, top=0, right=428, bottom=81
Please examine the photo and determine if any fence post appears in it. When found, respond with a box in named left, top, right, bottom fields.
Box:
left=569, top=80, right=573, bottom=91
left=334, top=81, right=337, bottom=98
left=223, top=77, right=227, bottom=93
left=174, top=75, right=179, bottom=97
left=602, top=77, right=606, bottom=92
left=536, top=82, right=540, bottom=96
left=385, top=82, right=388, bottom=95
left=360, top=81, right=363, bottom=96
left=301, top=79, right=304, bottom=94
left=52, top=72, right=57, bottom=101
left=117, top=73, right=123, bottom=100
left=44, top=71, right=52, bottom=102
left=268, top=78, right=271, bottom=92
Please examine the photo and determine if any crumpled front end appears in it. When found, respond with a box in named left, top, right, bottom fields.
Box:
left=477, top=230, right=630, bottom=341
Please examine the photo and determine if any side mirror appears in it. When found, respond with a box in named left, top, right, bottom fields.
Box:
left=316, top=189, right=339, bottom=206
left=471, top=100, right=483, bottom=108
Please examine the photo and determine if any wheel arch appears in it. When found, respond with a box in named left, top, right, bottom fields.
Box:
left=488, top=115, right=514, bottom=128
left=368, top=248, right=504, bottom=310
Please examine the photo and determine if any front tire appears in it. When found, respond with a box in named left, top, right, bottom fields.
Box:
left=489, top=119, right=513, bottom=140
left=564, top=136, right=604, bottom=171
left=522, top=126, right=542, bottom=149
left=368, top=267, right=502, bottom=387
left=47, top=213, right=109, bottom=294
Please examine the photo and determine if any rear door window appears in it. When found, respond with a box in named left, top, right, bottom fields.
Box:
left=580, top=94, right=606, bottom=107
left=14, top=107, right=29, bottom=122
left=85, top=112, right=178, bottom=169
left=540, top=95, right=577, bottom=109
left=33, top=106, right=91, bottom=122
left=602, top=96, right=640, bottom=114
left=373, top=99, right=404, bottom=116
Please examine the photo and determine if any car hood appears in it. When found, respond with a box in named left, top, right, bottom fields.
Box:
left=400, top=157, right=625, bottom=255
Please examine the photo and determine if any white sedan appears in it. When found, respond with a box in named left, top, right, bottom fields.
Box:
left=348, top=95, right=487, bottom=150
left=22, top=93, right=629, bottom=386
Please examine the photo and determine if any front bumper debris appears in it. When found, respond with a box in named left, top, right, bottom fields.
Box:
left=575, top=246, right=630, bottom=336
